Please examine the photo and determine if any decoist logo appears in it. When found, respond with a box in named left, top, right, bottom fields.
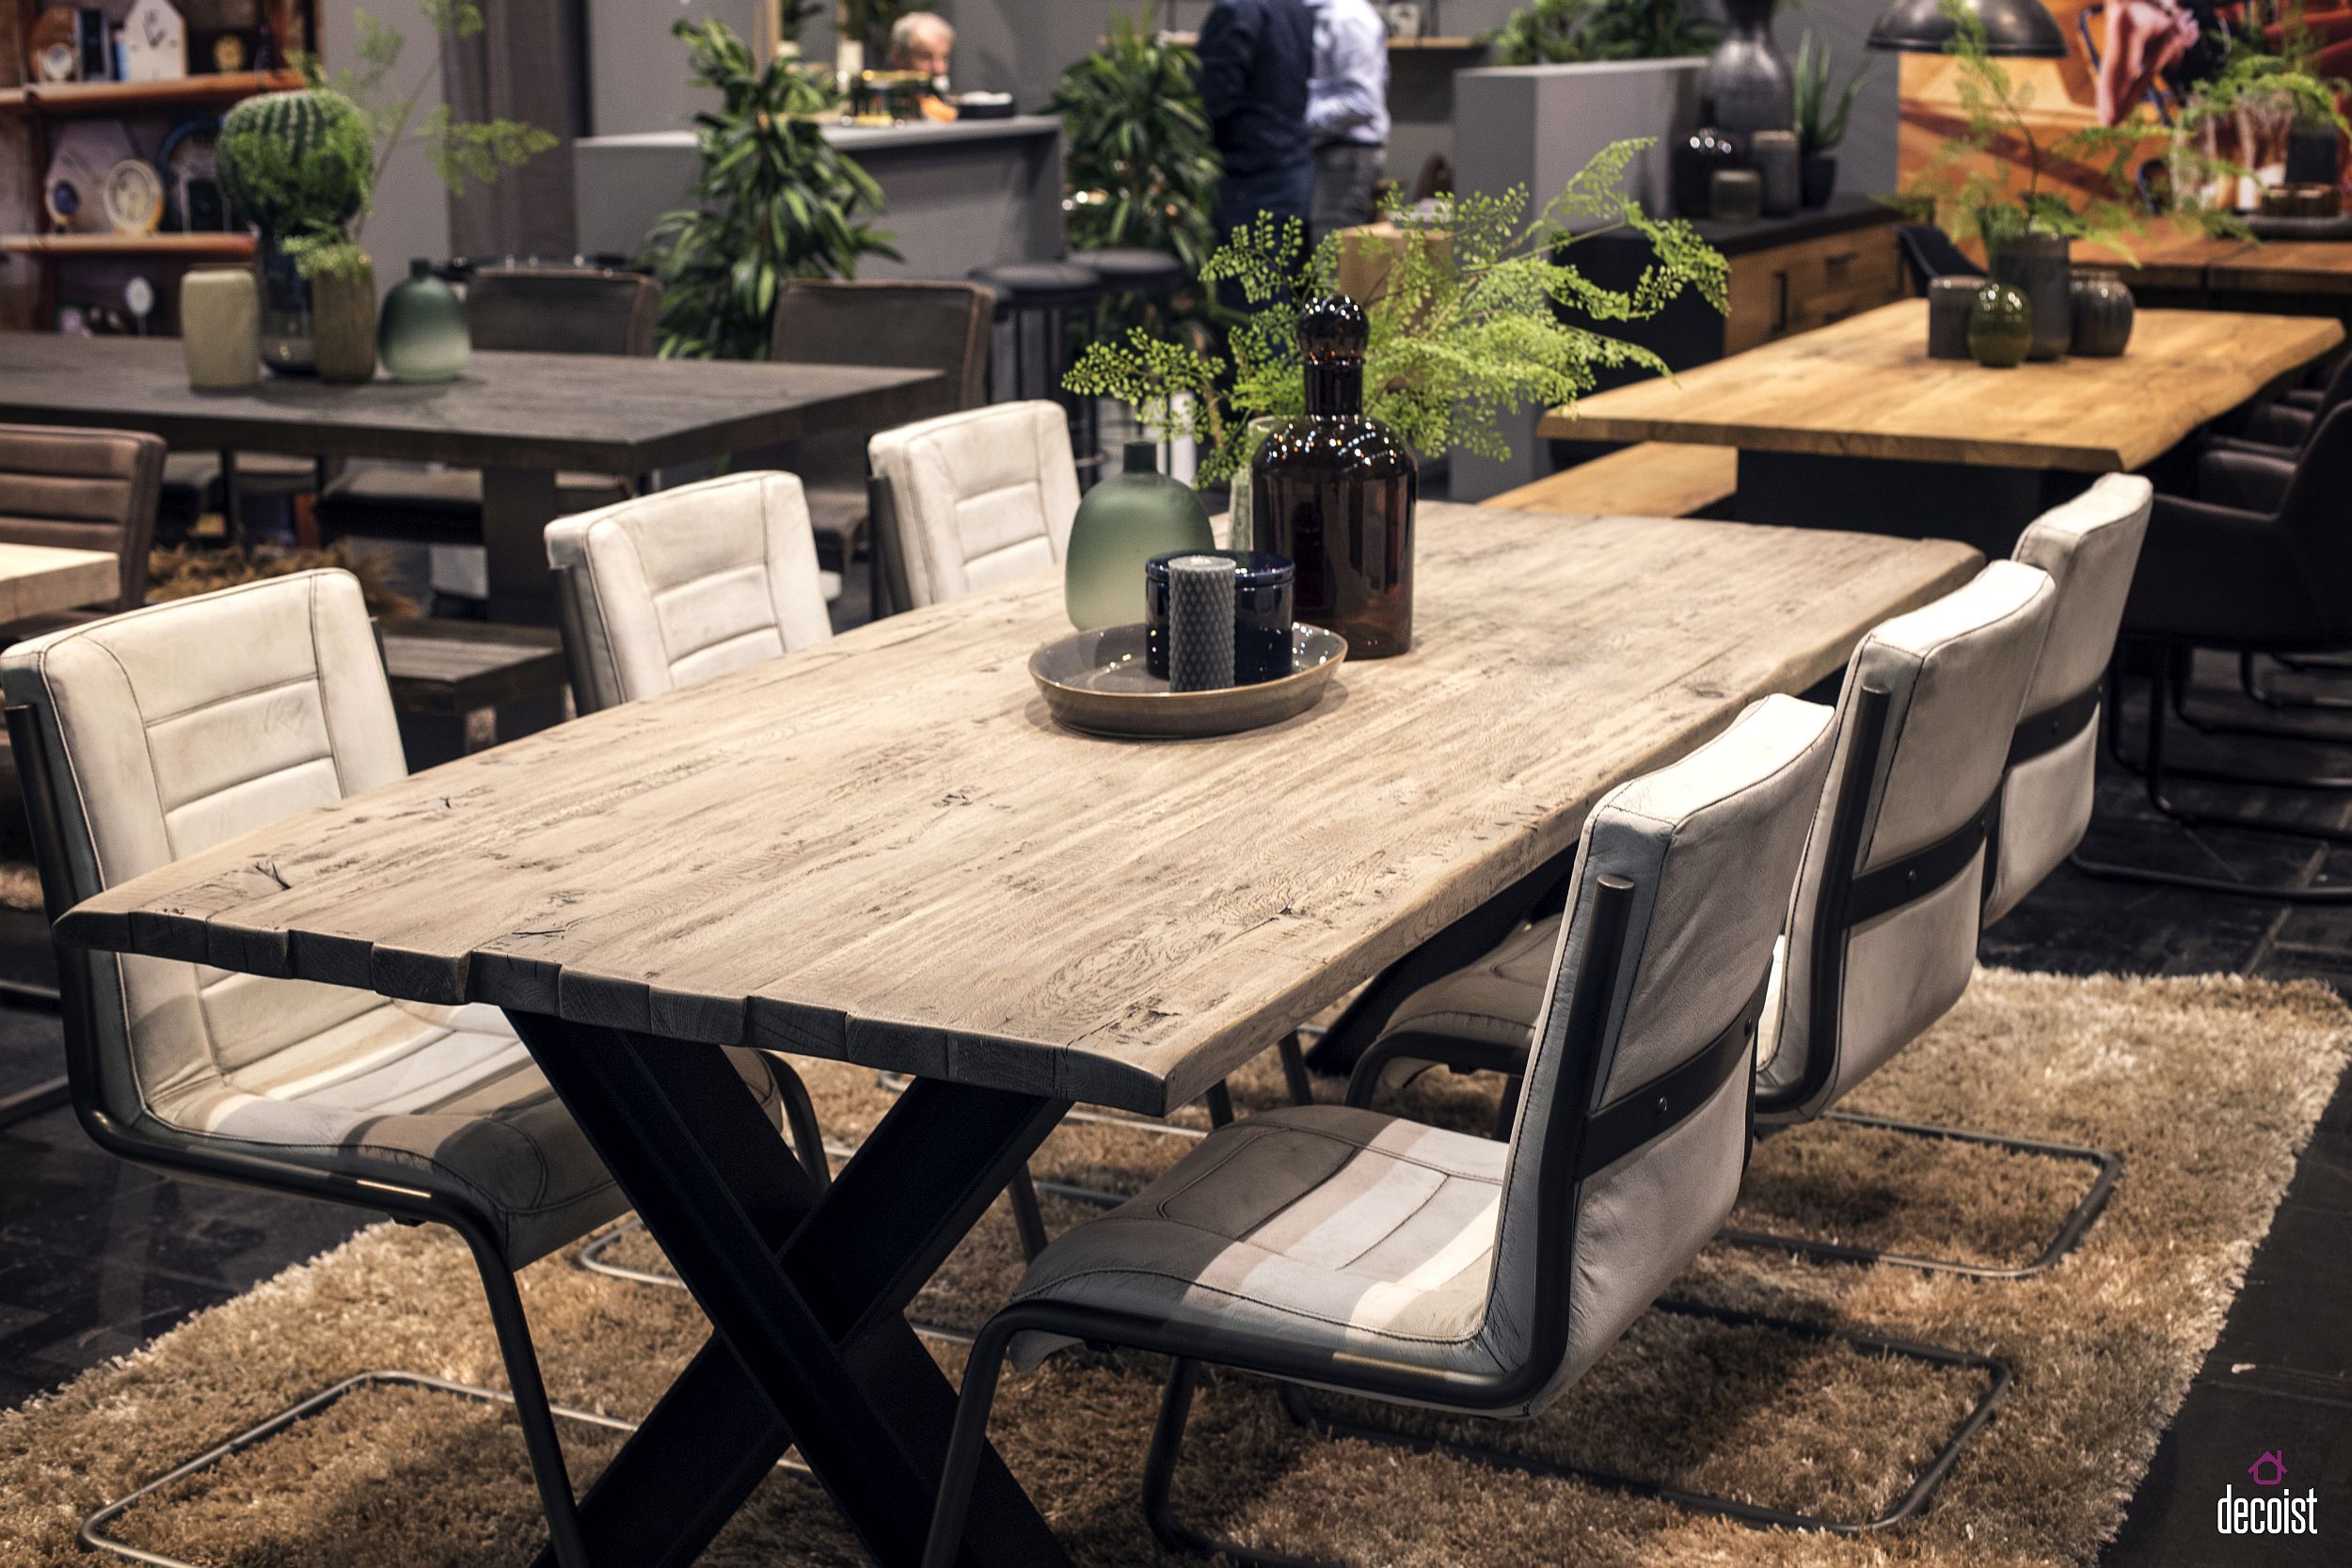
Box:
left=2216, top=1450, right=2319, bottom=1536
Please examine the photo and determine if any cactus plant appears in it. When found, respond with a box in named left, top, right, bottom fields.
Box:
left=216, top=88, right=374, bottom=241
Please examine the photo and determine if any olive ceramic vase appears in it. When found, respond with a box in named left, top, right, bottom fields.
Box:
left=2069, top=270, right=2135, bottom=357
left=180, top=265, right=259, bottom=390
left=378, top=259, right=471, bottom=383
left=1988, top=231, right=2072, bottom=361
left=1063, top=440, right=1216, bottom=630
left=1967, top=282, right=2034, bottom=369
left=310, top=258, right=378, bottom=385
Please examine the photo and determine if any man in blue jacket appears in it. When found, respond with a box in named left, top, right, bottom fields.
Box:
left=1196, top=0, right=1316, bottom=248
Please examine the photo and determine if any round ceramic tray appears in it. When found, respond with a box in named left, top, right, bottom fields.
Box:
left=1030, top=623, right=1347, bottom=738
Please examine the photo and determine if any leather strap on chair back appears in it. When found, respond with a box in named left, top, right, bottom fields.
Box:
left=1487, top=694, right=1837, bottom=1413
left=545, top=470, right=834, bottom=709
left=1759, top=561, right=2058, bottom=1124
left=0, top=422, right=166, bottom=613
left=867, top=403, right=1080, bottom=609
left=466, top=267, right=660, bottom=356
left=1983, top=475, right=2150, bottom=924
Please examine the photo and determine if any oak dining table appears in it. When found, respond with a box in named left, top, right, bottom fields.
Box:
left=51, top=501, right=1979, bottom=1568
left=1543, top=299, right=2342, bottom=552
left=0, top=334, right=946, bottom=625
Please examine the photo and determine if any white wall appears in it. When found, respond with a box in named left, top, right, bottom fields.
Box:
left=319, top=0, right=452, bottom=296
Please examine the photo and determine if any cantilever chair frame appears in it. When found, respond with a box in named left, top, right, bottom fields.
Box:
left=922, top=879, right=2014, bottom=1568
left=1348, top=686, right=2122, bottom=1283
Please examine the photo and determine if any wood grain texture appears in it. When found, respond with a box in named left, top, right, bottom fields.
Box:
left=0, top=542, right=120, bottom=622
left=56, top=504, right=1980, bottom=1116
left=1542, top=301, right=2342, bottom=471
left=2070, top=233, right=2254, bottom=291
left=0, top=336, right=946, bottom=474
left=2205, top=240, right=2352, bottom=296
left=1481, top=444, right=1738, bottom=518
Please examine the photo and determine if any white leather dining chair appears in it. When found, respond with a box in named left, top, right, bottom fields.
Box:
left=546, top=469, right=835, bottom=715
left=866, top=401, right=1081, bottom=612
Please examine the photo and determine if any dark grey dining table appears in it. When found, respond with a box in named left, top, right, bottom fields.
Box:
left=0, top=333, right=946, bottom=623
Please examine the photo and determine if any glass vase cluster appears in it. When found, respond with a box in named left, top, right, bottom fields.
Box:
left=1249, top=295, right=1419, bottom=658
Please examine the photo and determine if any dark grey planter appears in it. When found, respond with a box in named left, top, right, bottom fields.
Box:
left=1800, top=152, right=1837, bottom=208
left=1988, top=231, right=2072, bottom=362
left=2069, top=269, right=2135, bottom=357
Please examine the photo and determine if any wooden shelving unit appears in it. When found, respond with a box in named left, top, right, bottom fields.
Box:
left=0, top=69, right=304, bottom=119
left=0, top=231, right=255, bottom=257
left=2, top=2, right=316, bottom=330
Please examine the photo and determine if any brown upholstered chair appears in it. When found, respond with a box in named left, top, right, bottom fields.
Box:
left=0, top=422, right=167, bottom=629
left=313, top=266, right=661, bottom=572
left=763, top=278, right=993, bottom=610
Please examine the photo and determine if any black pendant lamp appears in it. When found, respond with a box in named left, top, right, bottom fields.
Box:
left=1867, top=0, right=2069, bottom=56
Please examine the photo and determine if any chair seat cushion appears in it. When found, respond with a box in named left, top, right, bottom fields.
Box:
left=1008, top=1103, right=1507, bottom=1389
left=1076, top=248, right=1184, bottom=292
left=146, top=997, right=780, bottom=1267
left=1381, top=915, right=1560, bottom=1054
left=967, top=261, right=1104, bottom=305
left=802, top=482, right=869, bottom=543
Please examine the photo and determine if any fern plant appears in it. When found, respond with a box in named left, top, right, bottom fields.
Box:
left=639, top=20, right=897, bottom=360
left=1489, top=0, right=1716, bottom=66
left=1068, top=140, right=1727, bottom=483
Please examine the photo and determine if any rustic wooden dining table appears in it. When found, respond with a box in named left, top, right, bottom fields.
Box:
left=1544, top=300, right=2343, bottom=552
left=53, top=500, right=1979, bottom=1568
left=0, top=334, right=945, bottom=625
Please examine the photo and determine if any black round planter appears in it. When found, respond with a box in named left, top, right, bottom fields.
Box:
left=1801, top=152, right=1837, bottom=208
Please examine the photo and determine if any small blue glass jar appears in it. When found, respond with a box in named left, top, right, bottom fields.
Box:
left=1145, top=550, right=1295, bottom=685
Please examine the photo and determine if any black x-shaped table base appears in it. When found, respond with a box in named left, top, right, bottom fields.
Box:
left=508, top=1012, right=1075, bottom=1568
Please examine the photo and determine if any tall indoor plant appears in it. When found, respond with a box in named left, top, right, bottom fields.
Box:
left=640, top=20, right=896, bottom=360
left=216, top=87, right=375, bottom=379
left=1794, top=30, right=1870, bottom=206
left=1067, top=139, right=1727, bottom=495
left=1054, top=10, right=1221, bottom=333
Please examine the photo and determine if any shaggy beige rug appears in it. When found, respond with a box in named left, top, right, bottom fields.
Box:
left=0, top=968, right=2343, bottom=1567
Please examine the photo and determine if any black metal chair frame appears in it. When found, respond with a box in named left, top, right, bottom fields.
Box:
left=2073, top=643, right=2352, bottom=902
left=921, top=877, right=2015, bottom=1568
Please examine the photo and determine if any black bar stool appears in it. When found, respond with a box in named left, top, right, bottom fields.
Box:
left=967, top=260, right=1106, bottom=479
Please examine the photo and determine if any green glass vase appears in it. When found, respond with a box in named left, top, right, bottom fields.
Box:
left=1064, top=440, right=1216, bottom=630
left=377, top=259, right=470, bottom=384
left=1967, top=282, right=2034, bottom=370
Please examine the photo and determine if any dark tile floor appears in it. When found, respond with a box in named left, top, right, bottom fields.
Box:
left=0, top=648, right=2346, bottom=1561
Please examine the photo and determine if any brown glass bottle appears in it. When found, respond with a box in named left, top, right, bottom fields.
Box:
left=1250, top=295, right=1418, bottom=658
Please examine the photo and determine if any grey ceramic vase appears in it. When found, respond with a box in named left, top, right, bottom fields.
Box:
left=1927, top=277, right=1980, bottom=359
left=1752, top=131, right=1802, bottom=217
left=2068, top=269, right=2135, bottom=357
left=1988, top=231, right=2072, bottom=361
left=378, top=259, right=470, bottom=384
left=1063, top=439, right=1216, bottom=630
left=1702, top=0, right=1795, bottom=140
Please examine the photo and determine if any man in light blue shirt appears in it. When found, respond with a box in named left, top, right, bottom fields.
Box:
left=1306, top=0, right=1391, bottom=241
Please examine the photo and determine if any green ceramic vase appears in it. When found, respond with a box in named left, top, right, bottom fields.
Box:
left=1063, top=440, right=1216, bottom=630
left=1967, top=282, right=2034, bottom=370
left=378, top=259, right=470, bottom=383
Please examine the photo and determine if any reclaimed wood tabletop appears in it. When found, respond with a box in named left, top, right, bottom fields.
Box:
left=0, top=542, right=120, bottom=624
left=2070, top=231, right=2256, bottom=291
left=2204, top=239, right=2352, bottom=296
left=1542, top=300, right=2343, bottom=472
left=56, top=502, right=1980, bottom=1115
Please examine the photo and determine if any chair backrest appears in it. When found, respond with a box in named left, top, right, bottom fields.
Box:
left=765, top=279, right=995, bottom=498
left=0, top=423, right=166, bottom=614
left=466, top=266, right=660, bottom=356
left=1896, top=224, right=1984, bottom=293
left=867, top=403, right=1080, bottom=609
left=546, top=470, right=834, bottom=713
left=1983, top=475, right=2151, bottom=925
left=1483, top=694, right=1837, bottom=1412
left=1757, top=560, right=2058, bottom=1124
left=0, top=572, right=407, bottom=1130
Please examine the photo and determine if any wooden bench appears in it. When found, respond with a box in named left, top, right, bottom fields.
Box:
left=378, top=620, right=568, bottom=752
left=1481, top=443, right=1738, bottom=518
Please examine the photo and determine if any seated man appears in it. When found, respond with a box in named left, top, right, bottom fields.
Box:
left=887, top=10, right=959, bottom=120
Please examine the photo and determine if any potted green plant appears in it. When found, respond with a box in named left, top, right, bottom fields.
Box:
left=215, top=87, right=375, bottom=379
left=1489, top=0, right=1715, bottom=63
left=1054, top=9, right=1221, bottom=335
left=1794, top=31, right=1870, bottom=208
left=639, top=21, right=895, bottom=359
left=1066, top=138, right=1727, bottom=507
left=2177, top=30, right=2350, bottom=210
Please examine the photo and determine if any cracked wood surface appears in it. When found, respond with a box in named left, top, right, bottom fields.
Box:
left=56, top=505, right=1979, bottom=1115
left=1543, top=301, right=2343, bottom=472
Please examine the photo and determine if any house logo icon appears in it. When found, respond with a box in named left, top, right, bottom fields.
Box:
left=2249, top=1451, right=2287, bottom=1487
left=2217, top=1449, right=2315, bottom=1535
